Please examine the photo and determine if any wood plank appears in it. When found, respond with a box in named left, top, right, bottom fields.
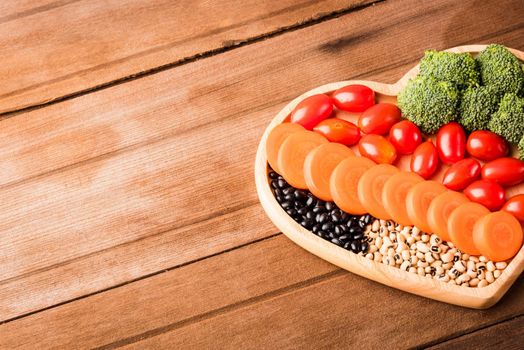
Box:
left=1, top=236, right=522, bottom=349
left=427, top=316, right=524, bottom=350
left=0, top=0, right=522, bottom=322
left=118, top=276, right=524, bottom=349
left=0, top=236, right=339, bottom=349
left=0, top=0, right=369, bottom=114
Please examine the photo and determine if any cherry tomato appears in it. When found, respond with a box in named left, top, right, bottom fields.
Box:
left=358, top=103, right=401, bottom=135
left=467, top=130, right=508, bottom=161
left=313, top=118, right=361, bottom=146
left=481, top=157, right=524, bottom=187
left=332, top=85, right=375, bottom=112
left=389, top=120, right=422, bottom=155
left=464, top=180, right=506, bottom=211
left=436, top=122, right=466, bottom=164
left=502, top=194, right=524, bottom=223
left=442, top=158, right=481, bottom=191
left=411, top=141, right=439, bottom=179
left=290, top=94, right=333, bottom=130
left=358, top=134, right=397, bottom=164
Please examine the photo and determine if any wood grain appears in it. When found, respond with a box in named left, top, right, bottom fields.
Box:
left=0, top=236, right=339, bottom=349
left=0, top=0, right=369, bottom=114
left=1, top=0, right=524, bottom=322
left=1, top=235, right=522, bottom=349
left=427, top=316, right=524, bottom=350
left=119, top=276, right=524, bottom=350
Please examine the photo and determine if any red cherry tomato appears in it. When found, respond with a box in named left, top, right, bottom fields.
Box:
left=411, top=141, right=439, bottom=179
left=502, top=194, right=524, bottom=223
left=436, top=122, right=466, bottom=164
left=332, top=85, right=375, bottom=112
left=290, top=94, right=333, bottom=130
left=358, top=103, right=401, bottom=135
left=313, top=118, right=361, bottom=146
left=467, top=130, right=509, bottom=161
left=464, top=180, right=506, bottom=211
left=481, top=157, right=524, bottom=187
left=358, top=134, right=397, bottom=164
left=388, top=120, right=422, bottom=155
left=442, top=158, right=481, bottom=191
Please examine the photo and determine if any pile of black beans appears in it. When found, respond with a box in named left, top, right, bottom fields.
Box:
left=269, top=170, right=371, bottom=254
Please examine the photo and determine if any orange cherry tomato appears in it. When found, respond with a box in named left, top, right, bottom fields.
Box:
left=358, top=103, right=401, bottom=135
left=313, top=118, right=361, bottom=146
left=358, top=134, right=397, bottom=164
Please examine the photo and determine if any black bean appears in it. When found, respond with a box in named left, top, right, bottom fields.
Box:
left=300, top=219, right=314, bottom=229
left=352, top=233, right=364, bottom=240
left=312, top=224, right=321, bottom=234
left=284, top=194, right=294, bottom=201
left=297, top=207, right=308, bottom=215
left=321, top=222, right=334, bottom=231
left=348, top=227, right=359, bottom=235
left=338, top=235, right=349, bottom=242
left=277, top=179, right=287, bottom=188
left=268, top=171, right=279, bottom=179
left=343, top=242, right=351, bottom=250
left=340, top=212, right=350, bottom=222
left=317, top=231, right=328, bottom=238
left=360, top=242, right=369, bottom=252
left=294, top=201, right=305, bottom=209
left=281, top=201, right=293, bottom=209
left=282, top=187, right=294, bottom=195
left=328, top=232, right=337, bottom=239
left=286, top=208, right=297, bottom=217
left=358, top=220, right=366, bottom=229
left=306, top=197, right=316, bottom=208
left=350, top=241, right=359, bottom=252
left=294, top=190, right=307, bottom=202
left=331, top=212, right=341, bottom=223
left=271, top=181, right=279, bottom=189
left=336, top=225, right=347, bottom=235
left=331, top=238, right=342, bottom=246
left=325, top=202, right=334, bottom=211
left=362, top=214, right=373, bottom=224
left=334, top=226, right=342, bottom=236
left=305, top=211, right=315, bottom=220
left=313, top=206, right=327, bottom=214
left=316, top=213, right=328, bottom=224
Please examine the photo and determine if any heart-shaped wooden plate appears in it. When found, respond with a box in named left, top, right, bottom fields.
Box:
left=255, top=45, right=524, bottom=309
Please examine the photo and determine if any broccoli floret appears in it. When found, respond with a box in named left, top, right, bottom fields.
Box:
left=488, top=93, right=524, bottom=143
left=477, top=44, right=524, bottom=95
left=419, top=50, right=479, bottom=88
left=519, top=134, right=524, bottom=160
left=398, top=76, right=459, bottom=134
left=458, top=86, right=501, bottom=132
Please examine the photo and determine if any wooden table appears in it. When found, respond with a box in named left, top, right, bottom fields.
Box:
left=0, top=0, right=522, bottom=348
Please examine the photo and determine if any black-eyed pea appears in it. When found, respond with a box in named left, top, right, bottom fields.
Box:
left=486, top=271, right=495, bottom=283
left=495, top=262, right=507, bottom=270
left=478, top=280, right=489, bottom=288
left=494, top=270, right=502, bottom=278
left=400, top=261, right=410, bottom=271
left=486, top=261, right=496, bottom=272
left=469, top=278, right=480, bottom=287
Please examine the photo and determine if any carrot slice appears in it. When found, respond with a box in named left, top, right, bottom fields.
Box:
left=304, top=143, right=355, bottom=201
left=406, top=181, right=447, bottom=233
left=330, top=156, right=375, bottom=214
left=266, top=123, right=305, bottom=174
left=473, top=211, right=523, bottom=261
left=357, top=164, right=399, bottom=220
left=277, top=130, right=328, bottom=189
left=382, top=172, right=424, bottom=226
left=448, top=202, right=490, bottom=255
left=427, top=191, right=469, bottom=242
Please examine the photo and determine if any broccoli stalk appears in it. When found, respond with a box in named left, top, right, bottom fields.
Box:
left=458, top=86, right=501, bottom=132
left=397, top=76, right=459, bottom=134
left=477, top=44, right=524, bottom=95
left=488, top=93, right=524, bottom=144
left=419, top=50, right=479, bottom=89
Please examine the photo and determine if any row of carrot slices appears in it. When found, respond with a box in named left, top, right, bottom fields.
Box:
left=266, top=123, right=523, bottom=262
